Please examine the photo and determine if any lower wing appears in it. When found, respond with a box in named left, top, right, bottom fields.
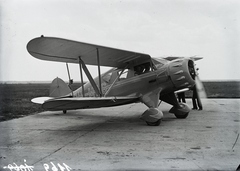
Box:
left=41, top=96, right=139, bottom=111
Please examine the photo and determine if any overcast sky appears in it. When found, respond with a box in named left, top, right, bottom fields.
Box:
left=0, top=0, right=240, bottom=82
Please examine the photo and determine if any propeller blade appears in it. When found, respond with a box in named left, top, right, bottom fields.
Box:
left=195, top=75, right=207, bottom=98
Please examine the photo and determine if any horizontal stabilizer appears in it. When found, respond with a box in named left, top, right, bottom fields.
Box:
left=31, top=97, right=53, bottom=104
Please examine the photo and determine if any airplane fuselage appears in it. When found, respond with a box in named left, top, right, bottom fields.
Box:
left=72, top=58, right=195, bottom=102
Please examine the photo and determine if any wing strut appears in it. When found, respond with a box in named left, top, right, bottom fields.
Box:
left=78, top=58, right=85, bottom=97
left=66, top=63, right=73, bottom=96
left=78, top=57, right=101, bottom=97
left=104, top=65, right=128, bottom=97
left=96, top=48, right=102, bottom=97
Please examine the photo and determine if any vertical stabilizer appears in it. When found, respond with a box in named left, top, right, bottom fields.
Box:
left=49, top=77, right=72, bottom=97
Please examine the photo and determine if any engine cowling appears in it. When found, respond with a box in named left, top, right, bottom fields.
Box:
left=168, top=58, right=196, bottom=90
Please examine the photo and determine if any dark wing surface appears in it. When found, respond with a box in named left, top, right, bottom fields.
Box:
left=27, top=36, right=151, bottom=68
left=42, top=96, right=139, bottom=111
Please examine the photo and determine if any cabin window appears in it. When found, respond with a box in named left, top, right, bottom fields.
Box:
left=118, top=69, right=128, bottom=80
left=102, top=72, right=112, bottom=83
left=134, top=62, right=151, bottom=75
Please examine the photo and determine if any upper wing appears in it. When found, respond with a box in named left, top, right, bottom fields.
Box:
left=164, top=56, right=203, bottom=61
left=27, top=36, right=151, bottom=68
left=41, top=96, right=139, bottom=111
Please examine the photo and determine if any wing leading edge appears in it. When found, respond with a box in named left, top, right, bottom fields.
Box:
left=164, top=56, right=203, bottom=61
left=27, top=36, right=151, bottom=68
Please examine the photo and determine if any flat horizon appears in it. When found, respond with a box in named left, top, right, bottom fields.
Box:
left=1, top=80, right=240, bottom=84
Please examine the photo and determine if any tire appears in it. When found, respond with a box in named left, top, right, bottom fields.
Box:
left=174, top=112, right=189, bottom=119
left=146, top=119, right=161, bottom=126
left=63, top=110, right=67, bottom=114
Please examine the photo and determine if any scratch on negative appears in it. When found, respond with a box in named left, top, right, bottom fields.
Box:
left=232, top=133, right=239, bottom=150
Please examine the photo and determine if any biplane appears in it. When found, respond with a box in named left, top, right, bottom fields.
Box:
left=27, top=36, right=203, bottom=126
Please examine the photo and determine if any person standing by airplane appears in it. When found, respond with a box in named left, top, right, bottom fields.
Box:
left=178, top=92, right=186, bottom=103
left=191, top=66, right=203, bottom=110
left=191, top=84, right=202, bottom=110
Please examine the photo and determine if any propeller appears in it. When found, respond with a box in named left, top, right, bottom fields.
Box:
left=194, top=68, right=207, bottom=99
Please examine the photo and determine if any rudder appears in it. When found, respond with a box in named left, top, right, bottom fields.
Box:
left=49, top=77, right=72, bottom=97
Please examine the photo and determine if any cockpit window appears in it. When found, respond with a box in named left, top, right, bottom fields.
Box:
left=134, top=62, right=152, bottom=75
left=102, top=68, right=118, bottom=84
left=104, top=61, right=155, bottom=83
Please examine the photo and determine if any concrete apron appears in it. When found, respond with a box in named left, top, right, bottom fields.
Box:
left=0, top=99, right=239, bottom=170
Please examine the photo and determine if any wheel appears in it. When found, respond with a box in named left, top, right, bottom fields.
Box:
left=63, top=110, right=67, bottom=114
left=146, top=119, right=161, bottom=126
left=170, top=103, right=190, bottom=119
left=174, top=112, right=189, bottom=119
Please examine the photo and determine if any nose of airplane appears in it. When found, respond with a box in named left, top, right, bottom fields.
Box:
left=168, top=58, right=196, bottom=90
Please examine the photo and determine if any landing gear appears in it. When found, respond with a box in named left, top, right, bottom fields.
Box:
left=174, top=111, right=189, bottom=119
left=146, top=119, right=161, bottom=126
left=63, top=110, right=67, bottom=114
left=141, top=108, right=163, bottom=126
left=160, top=93, right=190, bottom=119
left=169, top=103, right=190, bottom=119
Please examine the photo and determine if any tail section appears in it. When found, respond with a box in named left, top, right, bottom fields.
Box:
left=31, top=77, right=72, bottom=105
left=49, top=77, right=72, bottom=97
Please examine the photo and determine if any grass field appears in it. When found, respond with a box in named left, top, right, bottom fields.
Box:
left=185, top=81, right=240, bottom=98
left=0, top=81, right=239, bottom=122
left=0, top=83, right=80, bottom=122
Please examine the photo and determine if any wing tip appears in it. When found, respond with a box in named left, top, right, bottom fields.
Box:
left=31, top=97, right=53, bottom=104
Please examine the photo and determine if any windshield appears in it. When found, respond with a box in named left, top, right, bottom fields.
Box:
left=152, top=58, right=167, bottom=68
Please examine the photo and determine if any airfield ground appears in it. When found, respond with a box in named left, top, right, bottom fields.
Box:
left=0, top=82, right=239, bottom=170
left=0, top=99, right=239, bottom=170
